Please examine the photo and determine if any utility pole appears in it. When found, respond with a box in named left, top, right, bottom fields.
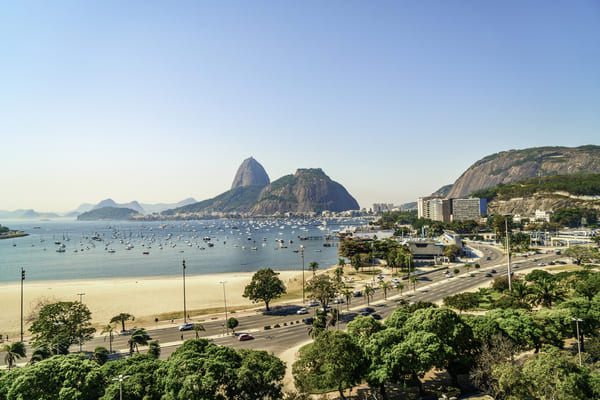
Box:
left=301, top=246, right=305, bottom=304
left=182, top=260, right=187, bottom=323
left=219, top=281, right=228, bottom=335
left=21, top=268, right=25, bottom=342
left=77, top=293, right=85, bottom=352
left=505, top=218, right=512, bottom=291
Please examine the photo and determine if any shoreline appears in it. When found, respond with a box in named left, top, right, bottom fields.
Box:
left=0, top=270, right=305, bottom=338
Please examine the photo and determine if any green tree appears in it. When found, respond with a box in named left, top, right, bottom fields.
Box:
left=306, top=274, right=337, bottom=309
left=110, top=312, right=135, bottom=332
left=351, top=254, right=363, bottom=273
left=243, top=268, right=287, bottom=311
left=410, top=274, right=419, bottom=291
left=380, top=281, right=391, bottom=300
left=101, top=323, right=115, bottom=353
left=334, top=265, right=344, bottom=285
left=227, top=317, right=239, bottom=335
left=148, top=340, right=161, bottom=359
left=486, top=308, right=542, bottom=350
left=92, top=346, right=109, bottom=365
left=443, top=292, right=479, bottom=313
left=363, top=285, right=374, bottom=306
left=443, top=244, right=462, bottom=262
left=293, top=330, right=365, bottom=400
left=342, top=289, right=353, bottom=310
left=565, top=245, right=600, bottom=264
left=28, top=344, right=52, bottom=365
left=347, top=315, right=385, bottom=347
left=193, top=322, right=206, bottom=339
left=236, top=349, right=286, bottom=400
left=395, top=282, right=405, bottom=295
left=529, top=277, right=566, bottom=308
left=308, top=261, right=319, bottom=276
left=29, top=301, right=96, bottom=354
left=128, top=328, right=149, bottom=355
left=1, top=342, right=26, bottom=369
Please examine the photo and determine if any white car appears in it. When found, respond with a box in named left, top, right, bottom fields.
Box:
left=179, top=322, right=194, bottom=331
left=445, top=272, right=453, bottom=278
left=307, top=301, right=319, bottom=307
left=296, top=307, right=308, bottom=315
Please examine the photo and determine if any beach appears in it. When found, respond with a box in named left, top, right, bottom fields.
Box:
left=0, top=270, right=304, bottom=337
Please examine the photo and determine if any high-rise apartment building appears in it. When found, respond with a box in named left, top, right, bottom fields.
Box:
left=418, top=196, right=486, bottom=222
left=451, top=198, right=487, bottom=221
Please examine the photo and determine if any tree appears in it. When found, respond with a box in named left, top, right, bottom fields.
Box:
left=347, top=315, right=385, bottom=347
left=110, top=312, right=135, bottom=332
left=128, top=328, right=149, bottom=355
left=243, top=268, right=286, bottom=311
left=443, top=244, right=461, bottom=262
left=305, top=274, right=337, bottom=309
left=410, top=274, right=419, bottom=291
left=236, top=349, right=286, bottom=400
left=101, top=324, right=115, bottom=353
left=529, top=277, right=566, bottom=308
left=1, top=342, right=26, bottom=369
left=395, top=282, right=405, bottom=295
left=565, top=245, right=599, bottom=264
left=351, top=254, right=363, bottom=273
left=308, top=261, right=319, bottom=276
left=443, top=292, right=479, bottom=313
left=148, top=341, right=161, bottom=359
left=227, top=317, right=239, bottom=335
left=92, top=346, right=109, bottom=365
left=29, top=301, right=95, bottom=354
left=293, top=330, right=365, bottom=400
left=334, top=266, right=344, bottom=285
left=342, top=289, right=353, bottom=310
left=363, top=285, right=374, bottom=306
left=469, top=334, right=520, bottom=397
left=380, top=281, right=391, bottom=300
left=28, top=344, right=52, bottom=365
left=193, top=322, right=206, bottom=339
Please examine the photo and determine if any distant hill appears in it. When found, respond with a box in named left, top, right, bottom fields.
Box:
left=164, top=186, right=264, bottom=215
left=249, top=168, right=359, bottom=215
left=77, top=207, right=141, bottom=221
left=141, top=198, right=197, bottom=214
left=231, top=157, right=270, bottom=189
left=93, top=199, right=145, bottom=214
left=441, top=145, right=600, bottom=198
left=0, top=209, right=60, bottom=219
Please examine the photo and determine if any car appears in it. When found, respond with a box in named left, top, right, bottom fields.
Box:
left=319, top=305, right=332, bottom=311
left=548, top=261, right=555, bottom=265
left=512, top=264, right=519, bottom=268
left=391, top=278, right=400, bottom=284
left=360, top=307, right=375, bottom=316
left=179, top=323, right=194, bottom=331
left=302, top=317, right=314, bottom=325
left=486, top=256, right=491, bottom=260
left=485, top=273, right=493, bottom=277
left=371, top=313, right=382, bottom=320
left=377, top=274, right=384, bottom=280
left=307, top=301, right=319, bottom=307
left=353, top=291, right=362, bottom=297
left=296, top=307, right=308, bottom=315
left=490, top=269, right=497, bottom=274
left=445, top=272, right=453, bottom=278
left=538, top=263, right=546, bottom=266
left=333, top=298, right=345, bottom=304
left=237, top=333, right=254, bottom=341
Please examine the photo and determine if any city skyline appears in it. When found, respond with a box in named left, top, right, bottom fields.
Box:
left=1, top=1, right=599, bottom=212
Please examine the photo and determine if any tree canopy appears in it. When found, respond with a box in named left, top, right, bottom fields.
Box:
left=243, top=268, right=286, bottom=311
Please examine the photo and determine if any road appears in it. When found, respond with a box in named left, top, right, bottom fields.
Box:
left=3, top=243, right=565, bottom=365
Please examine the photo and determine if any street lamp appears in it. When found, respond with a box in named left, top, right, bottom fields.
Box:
left=572, top=318, right=583, bottom=366
left=21, top=268, right=25, bottom=342
left=182, top=260, right=187, bottom=323
left=53, top=322, right=64, bottom=355
left=112, top=374, right=130, bottom=400
left=219, top=281, right=228, bottom=335
left=77, top=293, right=85, bottom=352
left=301, top=246, right=305, bottom=304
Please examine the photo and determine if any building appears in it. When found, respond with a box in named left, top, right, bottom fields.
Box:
left=451, top=198, right=487, bottom=221
left=418, top=197, right=452, bottom=223
left=535, top=209, right=553, bottom=222
left=406, top=240, right=445, bottom=265
left=373, top=203, right=394, bottom=213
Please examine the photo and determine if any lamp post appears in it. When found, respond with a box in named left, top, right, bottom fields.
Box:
left=112, top=374, right=130, bottom=400
left=572, top=318, right=583, bottom=366
left=77, top=292, right=85, bottom=352
left=505, top=218, right=512, bottom=291
left=182, top=260, right=187, bottom=323
left=53, top=322, right=64, bottom=355
left=301, top=246, right=305, bottom=304
left=21, top=268, right=25, bottom=342
left=219, top=281, right=228, bottom=335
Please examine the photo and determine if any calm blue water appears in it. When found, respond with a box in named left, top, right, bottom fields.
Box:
left=0, top=218, right=361, bottom=283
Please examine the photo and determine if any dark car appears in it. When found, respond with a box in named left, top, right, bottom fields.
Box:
left=360, top=307, right=375, bottom=316
left=490, top=269, right=497, bottom=274
left=485, top=273, right=492, bottom=277
left=486, top=256, right=491, bottom=260
left=353, top=291, right=362, bottom=297
left=302, top=317, right=314, bottom=325
left=371, top=313, right=382, bottom=320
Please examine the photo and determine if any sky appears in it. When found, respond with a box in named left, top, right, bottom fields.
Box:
left=1, top=1, right=599, bottom=212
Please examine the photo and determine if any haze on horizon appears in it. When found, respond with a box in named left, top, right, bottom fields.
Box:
left=1, top=1, right=599, bottom=213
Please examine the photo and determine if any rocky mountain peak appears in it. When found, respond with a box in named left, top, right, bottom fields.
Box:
left=231, top=157, right=270, bottom=189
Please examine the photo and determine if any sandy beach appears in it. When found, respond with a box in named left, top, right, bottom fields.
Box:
left=0, top=270, right=304, bottom=338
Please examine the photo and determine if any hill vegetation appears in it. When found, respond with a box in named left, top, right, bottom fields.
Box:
left=471, top=173, right=600, bottom=201
left=77, top=207, right=141, bottom=221
left=164, top=185, right=264, bottom=215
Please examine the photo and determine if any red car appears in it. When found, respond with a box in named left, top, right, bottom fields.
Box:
left=237, top=333, right=254, bottom=341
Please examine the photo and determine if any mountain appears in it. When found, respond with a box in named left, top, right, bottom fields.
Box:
left=141, top=198, right=197, bottom=214
left=443, top=145, right=600, bottom=198
left=0, top=209, right=60, bottom=219
left=92, top=199, right=146, bottom=214
left=164, top=186, right=263, bottom=215
left=77, top=207, right=141, bottom=221
left=249, top=168, right=359, bottom=215
left=231, top=157, right=270, bottom=189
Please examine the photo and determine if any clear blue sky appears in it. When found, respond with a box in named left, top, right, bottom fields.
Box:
left=1, top=1, right=599, bottom=212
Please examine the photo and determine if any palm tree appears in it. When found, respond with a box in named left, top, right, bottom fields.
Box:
left=342, top=289, right=353, bottom=310
left=193, top=323, right=205, bottom=339
left=308, top=262, right=319, bottom=276
left=410, top=275, right=419, bottom=292
left=530, top=278, right=566, bottom=308
left=328, top=308, right=339, bottom=329
left=101, top=324, right=115, bottom=353
left=334, top=266, right=344, bottom=285
left=128, top=328, right=149, bottom=355
left=338, top=258, right=346, bottom=269
left=351, top=254, right=362, bottom=273
left=29, top=345, right=51, bottom=365
left=395, top=282, right=405, bottom=296
left=509, top=280, right=530, bottom=303
left=380, top=281, right=391, bottom=300
left=1, top=342, right=26, bottom=369
left=363, top=285, right=374, bottom=306
left=110, top=313, right=135, bottom=332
